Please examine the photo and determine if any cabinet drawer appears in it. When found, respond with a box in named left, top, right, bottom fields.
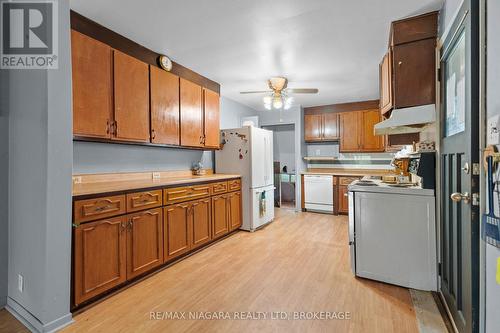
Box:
left=212, top=181, right=228, bottom=194
left=338, top=177, right=361, bottom=186
left=164, top=184, right=211, bottom=205
left=228, top=179, right=241, bottom=191
left=126, top=190, right=162, bottom=212
left=74, top=195, right=126, bottom=224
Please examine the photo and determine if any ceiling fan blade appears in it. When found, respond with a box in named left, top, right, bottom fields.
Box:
left=286, top=88, right=319, bottom=94
left=240, top=90, right=273, bottom=94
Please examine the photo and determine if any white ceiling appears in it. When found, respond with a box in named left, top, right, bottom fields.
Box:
left=70, top=0, right=444, bottom=111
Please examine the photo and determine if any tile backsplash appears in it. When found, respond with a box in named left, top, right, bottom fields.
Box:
left=305, top=143, right=395, bottom=170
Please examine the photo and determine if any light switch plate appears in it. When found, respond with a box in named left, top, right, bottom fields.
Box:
left=487, top=115, right=500, bottom=145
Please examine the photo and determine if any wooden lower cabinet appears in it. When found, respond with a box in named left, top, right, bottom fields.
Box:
left=191, top=198, right=212, bottom=249
left=337, top=185, right=349, bottom=214
left=228, top=191, right=242, bottom=231
left=73, top=181, right=241, bottom=307
left=336, top=177, right=361, bottom=214
left=163, top=203, right=191, bottom=261
left=212, top=194, right=229, bottom=239
left=126, top=208, right=163, bottom=279
left=74, top=216, right=127, bottom=305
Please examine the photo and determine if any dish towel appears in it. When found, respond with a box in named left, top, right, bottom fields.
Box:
left=259, top=192, right=266, bottom=218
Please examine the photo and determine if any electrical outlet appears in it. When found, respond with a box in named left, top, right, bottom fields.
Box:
left=73, top=176, right=82, bottom=184
left=315, top=149, right=321, bottom=156
left=18, top=274, right=24, bottom=293
left=152, top=172, right=161, bottom=180
left=487, top=115, right=500, bottom=145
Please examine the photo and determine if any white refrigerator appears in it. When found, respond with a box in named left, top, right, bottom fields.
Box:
left=215, top=126, right=275, bottom=231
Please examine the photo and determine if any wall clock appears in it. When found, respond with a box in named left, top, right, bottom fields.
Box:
left=158, top=55, right=173, bottom=71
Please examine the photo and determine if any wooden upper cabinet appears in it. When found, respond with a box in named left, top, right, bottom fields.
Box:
left=339, top=112, right=361, bottom=152
left=113, top=50, right=150, bottom=142
left=322, top=113, right=340, bottom=140
left=391, top=11, right=438, bottom=46
left=212, top=195, right=228, bottom=239
left=126, top=208, right=163, bottom=279
left=191, top=198, right=211, bottom=249
left=74, top=216, right=127, bottom=305
left=180, top=78, right=204, bottom=147
left=380, top=11, right=437, bottom=114
left=71, top=30, right=112, bottom=139
left=380, top=51, right=393, bottom=115
left=304, top=113, right=339, bottom=142
left=340, top=110, right=385, bottom=152
left=228, top=191, right=242, bottom=232
left=361, top=110, right=385, bottom=152
left=150, top=66, right=180, bottom=145
left=393, top=38, right=436, bottom=109
left=304, top=114, right=322, bottom=142
left=164, top=204, right=191, bottom=261
left=203, top=89, right=220, bottom=148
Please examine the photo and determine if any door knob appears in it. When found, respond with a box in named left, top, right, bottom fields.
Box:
left=450, top=192, right=470, bottom=204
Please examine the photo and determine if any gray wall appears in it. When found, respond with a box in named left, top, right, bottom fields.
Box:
left=439, top=0, right=463, bottom=38
left=263, top=124, right=296, bottom=173
left=0, top=60, right=8, bottom=308
left=220, top=96, right=257, bottom=129
left=74, top=142, right=213, bottom=174
left=6, top=0, right=73, bottom=331
left=486, top=0, right=500, bottom=331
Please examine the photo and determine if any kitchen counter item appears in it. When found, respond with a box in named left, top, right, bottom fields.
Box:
left=73, top=173, right=241, bottom=197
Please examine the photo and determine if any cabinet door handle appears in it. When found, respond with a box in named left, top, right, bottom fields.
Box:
left=106, top=120, right=110, bottom=134
left=112, top=121, right=118, bottom=136
left=151, top=129, right=156, bottom=140
left=398, top=61, right=402, bottom=66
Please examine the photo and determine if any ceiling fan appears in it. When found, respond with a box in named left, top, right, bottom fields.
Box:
left=240, top=77, right=319, bottom=110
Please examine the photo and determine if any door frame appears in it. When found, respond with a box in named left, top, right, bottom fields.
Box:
left=436, top=0, right=482, bottom=332
left=261, top=123, right=298, bottom=211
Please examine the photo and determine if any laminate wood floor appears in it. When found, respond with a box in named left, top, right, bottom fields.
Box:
left=0, top=209, right=422, bottom=333
left=62, top=209, right=419, bottom=333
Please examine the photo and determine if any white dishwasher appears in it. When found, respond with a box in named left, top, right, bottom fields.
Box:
left=303, top=175, right=333, bottom=213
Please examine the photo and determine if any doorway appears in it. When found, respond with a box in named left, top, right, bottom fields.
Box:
left=262, top=124, right=296, bottom=210
left=438, top=1, right=480, bottom=332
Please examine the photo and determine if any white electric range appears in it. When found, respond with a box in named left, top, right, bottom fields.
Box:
left=347, top=177, right=437, bottom=291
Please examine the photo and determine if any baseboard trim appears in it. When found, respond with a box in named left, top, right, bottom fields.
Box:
left=6, top=297, right=73, bottom=333
left=0, top=295, right=7, bottom=309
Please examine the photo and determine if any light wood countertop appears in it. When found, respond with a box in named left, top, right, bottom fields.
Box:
left=73, top=174, right=241, bottom=197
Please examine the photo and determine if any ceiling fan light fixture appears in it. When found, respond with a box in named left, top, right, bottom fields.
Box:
left=272, top=96, right=283, bottom=109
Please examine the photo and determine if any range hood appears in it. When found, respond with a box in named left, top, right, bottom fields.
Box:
left=374, top=104, right=436, bottom=135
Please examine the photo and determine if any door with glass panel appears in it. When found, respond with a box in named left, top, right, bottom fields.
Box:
left=439, top=1, right=480, bottom=332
